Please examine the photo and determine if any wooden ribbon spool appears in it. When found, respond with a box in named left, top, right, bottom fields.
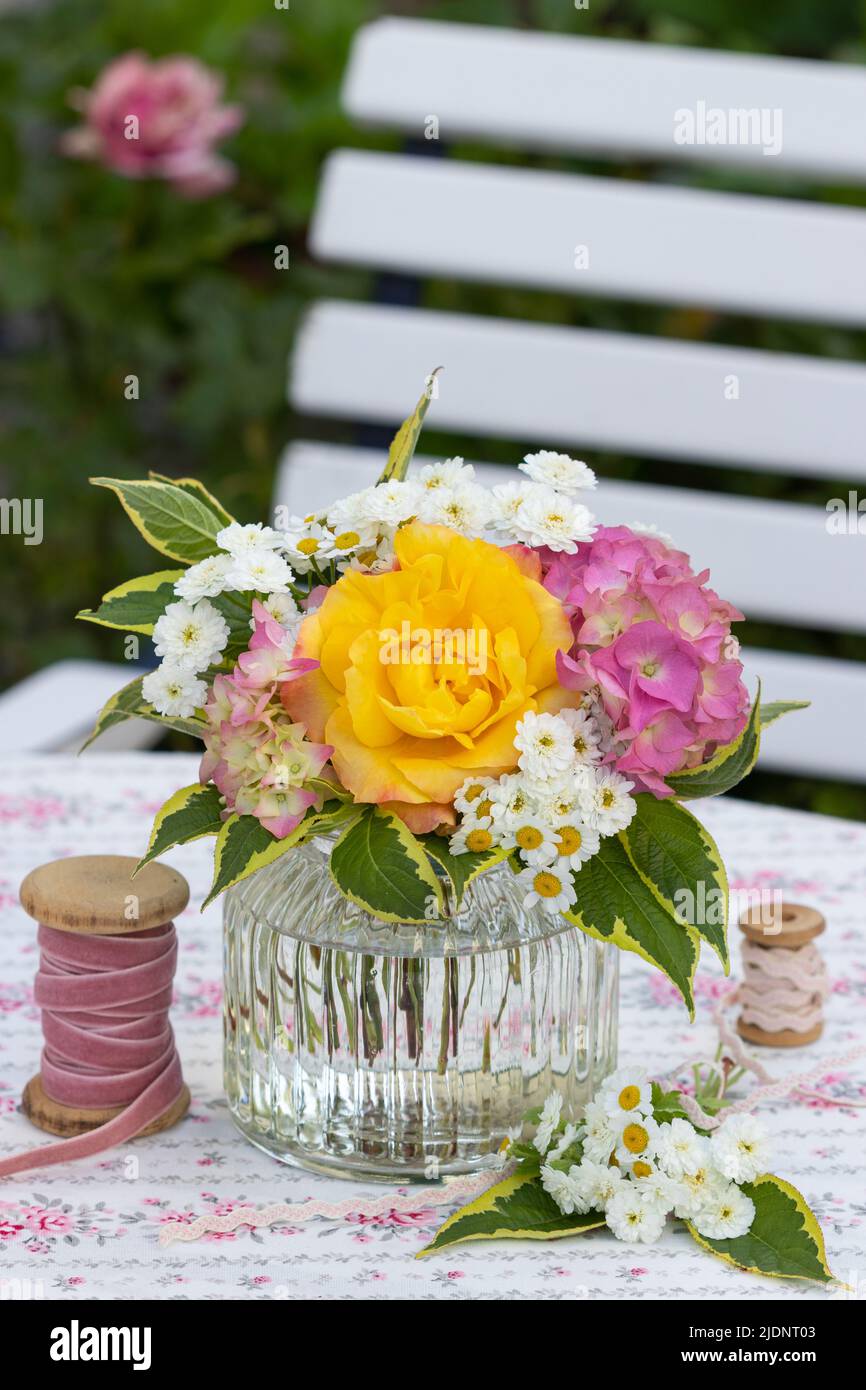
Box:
left=736, top=901, right=827, bottom=1048
left=18, top=855, right=191, bottom=1139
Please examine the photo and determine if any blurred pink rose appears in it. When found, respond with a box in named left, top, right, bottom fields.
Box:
left=62, top=52, right=244, bottom=197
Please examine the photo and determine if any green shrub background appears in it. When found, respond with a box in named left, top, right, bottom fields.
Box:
left=1, top=0, right=863, bottom=818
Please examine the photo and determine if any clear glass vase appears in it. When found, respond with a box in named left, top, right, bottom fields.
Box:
left=223, top=835, right=619, bottom=1181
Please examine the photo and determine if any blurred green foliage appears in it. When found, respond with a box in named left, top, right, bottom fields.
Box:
left=0, top=0, right=863, bottom=817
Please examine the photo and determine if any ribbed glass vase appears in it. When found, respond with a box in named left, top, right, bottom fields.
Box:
left=223, top=835, right=618, bottom=1181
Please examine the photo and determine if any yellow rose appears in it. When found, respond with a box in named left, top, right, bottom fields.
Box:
left=282, top=523, right=573, bottom=830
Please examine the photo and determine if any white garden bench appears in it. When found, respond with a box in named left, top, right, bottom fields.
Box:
left=277, top=17, right=866, bottom=785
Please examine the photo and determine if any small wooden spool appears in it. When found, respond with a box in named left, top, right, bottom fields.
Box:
left=736, top=901, right=826, bottom=1048
left=19, top=855, right=191, bottom=1138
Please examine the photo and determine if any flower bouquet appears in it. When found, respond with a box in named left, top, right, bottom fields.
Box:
left=79, top=380, right=805, bottom=1176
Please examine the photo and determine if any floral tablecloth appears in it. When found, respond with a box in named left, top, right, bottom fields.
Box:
left=0, top=753, right=863, bottom=1301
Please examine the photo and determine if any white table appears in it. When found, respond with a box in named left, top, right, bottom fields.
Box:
left=0, top=754, right=863, bottom=1301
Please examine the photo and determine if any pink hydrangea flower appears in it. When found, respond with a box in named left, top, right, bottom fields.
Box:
left=62, top=52, right=244, bottom=197
left=542, top=525, right=748, bottom=796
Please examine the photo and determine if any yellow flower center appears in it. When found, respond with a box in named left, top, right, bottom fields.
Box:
left=622, top=1123, right=649, bottom=1155
left=601, top=789, right=616, bottom=808
left=296, top=537, right=320, bottom=556
left=557, top=826, right=582, bottom=856
left=618, top=1084, right=641, bottom=1111
left=516, top=825, right=544, bottom=851
left=464, top=784, right=485, bottom=803
left=632, top=1160, right=653, bottom=1178
left=533, top=871, right=561, bottom=900
left=574, top=736, right=587, bottom=754
left=466, top=828, right=493, bottom=853
left=476, top=798, right=493, bottom=820
left=334, top=531, right=360, bottom=549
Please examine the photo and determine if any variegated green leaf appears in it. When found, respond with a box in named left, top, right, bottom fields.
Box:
left=419, top=1171, right=604, bottom=1256
left=329, top=806, right=444, bottom=924
left=77, top=570, right=184, bottom=635
left=687, top=1174, right=836, bottom=1284
left=91, top=477, right=225, bottom=564
left=136, top=783, right=224, bottom=873
left=80, top=674, right=206, bottom=751
left=378, top=370, right=441, bottom=483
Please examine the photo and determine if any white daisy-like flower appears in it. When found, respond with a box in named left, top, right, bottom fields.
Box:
left=488, top=479, right=535, bottom=535
left=416, top=457, right=474, bottom=492
left=599, top=1067, right=653, bottom=1121
left=709, top=1114, right=771, bottom=1183
left=507, top=484, right=596, bottom=553
left=548, top=1122, right=580, bottom=1163
left=691, top=1182, right=755, bottom=1241
left=173, top=552, right=234, bottom=602
left=142, top=663, right=208, bottom=719
left=672, top=1154, right=723, bottom=1221
left=448, top=823, right=499, bottom=857
left=535, top=777, right=589, bottom=826
left=580, top=768, right=636, bottom=835
left=502, top=816, right=558, bottom=867
left=280, top=519, right=336, bottom=574
left=363, top=478, right=423, bottom=529
left=227, top=548, right=295, bottom=594
left=417, top=481, right=492, bottom=536
left=517, top=861, right=576, bottom=915
left=152, top=599, right=230, bottom=673
left=629, top=1166, right=679, bottom=1215
left=261, top=591, right=300, bottom=628
left=541, top=1164, right=589, bottom=1216
left=571, top=1158, right=625, bottom=1211
left=614, top=1113, right=660, bottom=1168
left=453, top=776, right=496, bottom=820
left=558, top=706, right=603, bottom=765
left=487, top=774, right=536, bottom=830
left=578, top=1098, right=616, bottom=1163
left=514, top=711, right=576, bottom=784
left=655, top=1118, right=708, bottom=1180
left=519, top=450, right=598, bottom=494
left=217, top=521, right=286, bottom=555
left=605, top=1186, right=667, bottom=1244
left=325, top=491, right=381, bottom=550
left=533, top=1092, right=564, bottom=1155
left=548, top=819, right=600, bottom=871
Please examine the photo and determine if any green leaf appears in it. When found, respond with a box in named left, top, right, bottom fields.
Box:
left=329, top=806, right=445, bottom=924
left=203, top=804, right=359, bottom=908
left=564, top=834, right=699, bottom=1016
left=418, top=1172, right=604, bottom=1256
left=147, top=472, right=235, bottom=528
left=80, top=675, right=206, bottom=751
left=136, top=784, right=224, bottom=873
left=77, top=570, right=184, bottom=635
left=90, top=477, right=226, bottom=564
left=687, top=1174, right=836, bottom=1284
left=622, top=795, right=729, bottom=971
left=420, top=835, right=508, bottom=909
left=377, top=370, right=441, bottom=483
left=667, top=684, right=762, bottom=800
left=650, top=1082, right=695, bottom=1128
left=759, top=700, right=810, bottom=729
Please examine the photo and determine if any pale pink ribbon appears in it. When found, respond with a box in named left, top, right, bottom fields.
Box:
left=0, top=923, right=185, bottom=1180
left=739, top=938, right=829, bottom=1035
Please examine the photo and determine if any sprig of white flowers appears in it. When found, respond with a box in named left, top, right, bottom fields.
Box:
left=534, top=1073, right=769, bottom=1244
left=449, top=698, right=635, bottom=914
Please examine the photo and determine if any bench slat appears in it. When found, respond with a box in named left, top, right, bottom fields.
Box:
left=314, top=151, right=866, bottom=326
left=345, top=18, right=866, bottom=182
left=290, top=301, right=866, bottom=478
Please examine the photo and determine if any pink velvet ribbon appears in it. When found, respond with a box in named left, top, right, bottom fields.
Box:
left=0, top=922, right=185, bottom=1179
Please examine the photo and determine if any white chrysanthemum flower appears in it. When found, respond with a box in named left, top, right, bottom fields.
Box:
left=519, top=451, right=597, bottom=494
left=548, top=1122, right=580, bottom=1163
left=533, top=1092, right=564, bottom=1155
left=599, top=1067, right=653, bottom=1121
left=655, top=1118, right=708, bottom=1180
left=548, top=818, right=600, bottom=871
left=691, top=1182, right=755, bottom=1240
left=488, top=479, right=535, bottom=535
left=579, top=1098, right=616, bottom=1163
left=453, top=776, right=496, bottom=820
left=142, top=663, right=208, bottom=719
left=363, top=479, right=423, bottom=528
left=417, top=457, right=474, bottom=492
left=448, top=823, right=499, bottom=857
left=535, top=776, right=590, bottom=826
left=614, top=1114, right=660, bottom=1168
left=507, top=484, right=596, bottom=553
left=217, top=521, right=286, bottom=555
left=227, top=549, right=295, bottom=594
left=673, top=1154, right=722, bottom=1220
left=514, top=711, right=576, bottom=784
left=629, top=1167, right=679, bottom=1215
left=152, top=599, right=230, bottom=673
left=580, top=768, right=636, bottom=835
left=605, top=1186, right=667, bottom=1244
left=558, top=706, right=603, bottom=765
left=325, top=491, right=381, bottom=550
left=628, top=520, right=676, bottom=548
left=173, top=552, right=234, bottom=602
left=488, top=774, right=536, bottom=830
left=417, top=481, right=492, bottom=536
left=541, top=1163, right=590, bottom=1216
left=261, top=592, right=300, bottom=627
left=280, top=519, right=336, bottom=574
left=709, top=1114, right=771, bottom=1183
left=501, top=816, right=558, bottom=867
left=571, top=1158, right=624, bottom=1211
left=517, top=861, right=576, bottom=915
